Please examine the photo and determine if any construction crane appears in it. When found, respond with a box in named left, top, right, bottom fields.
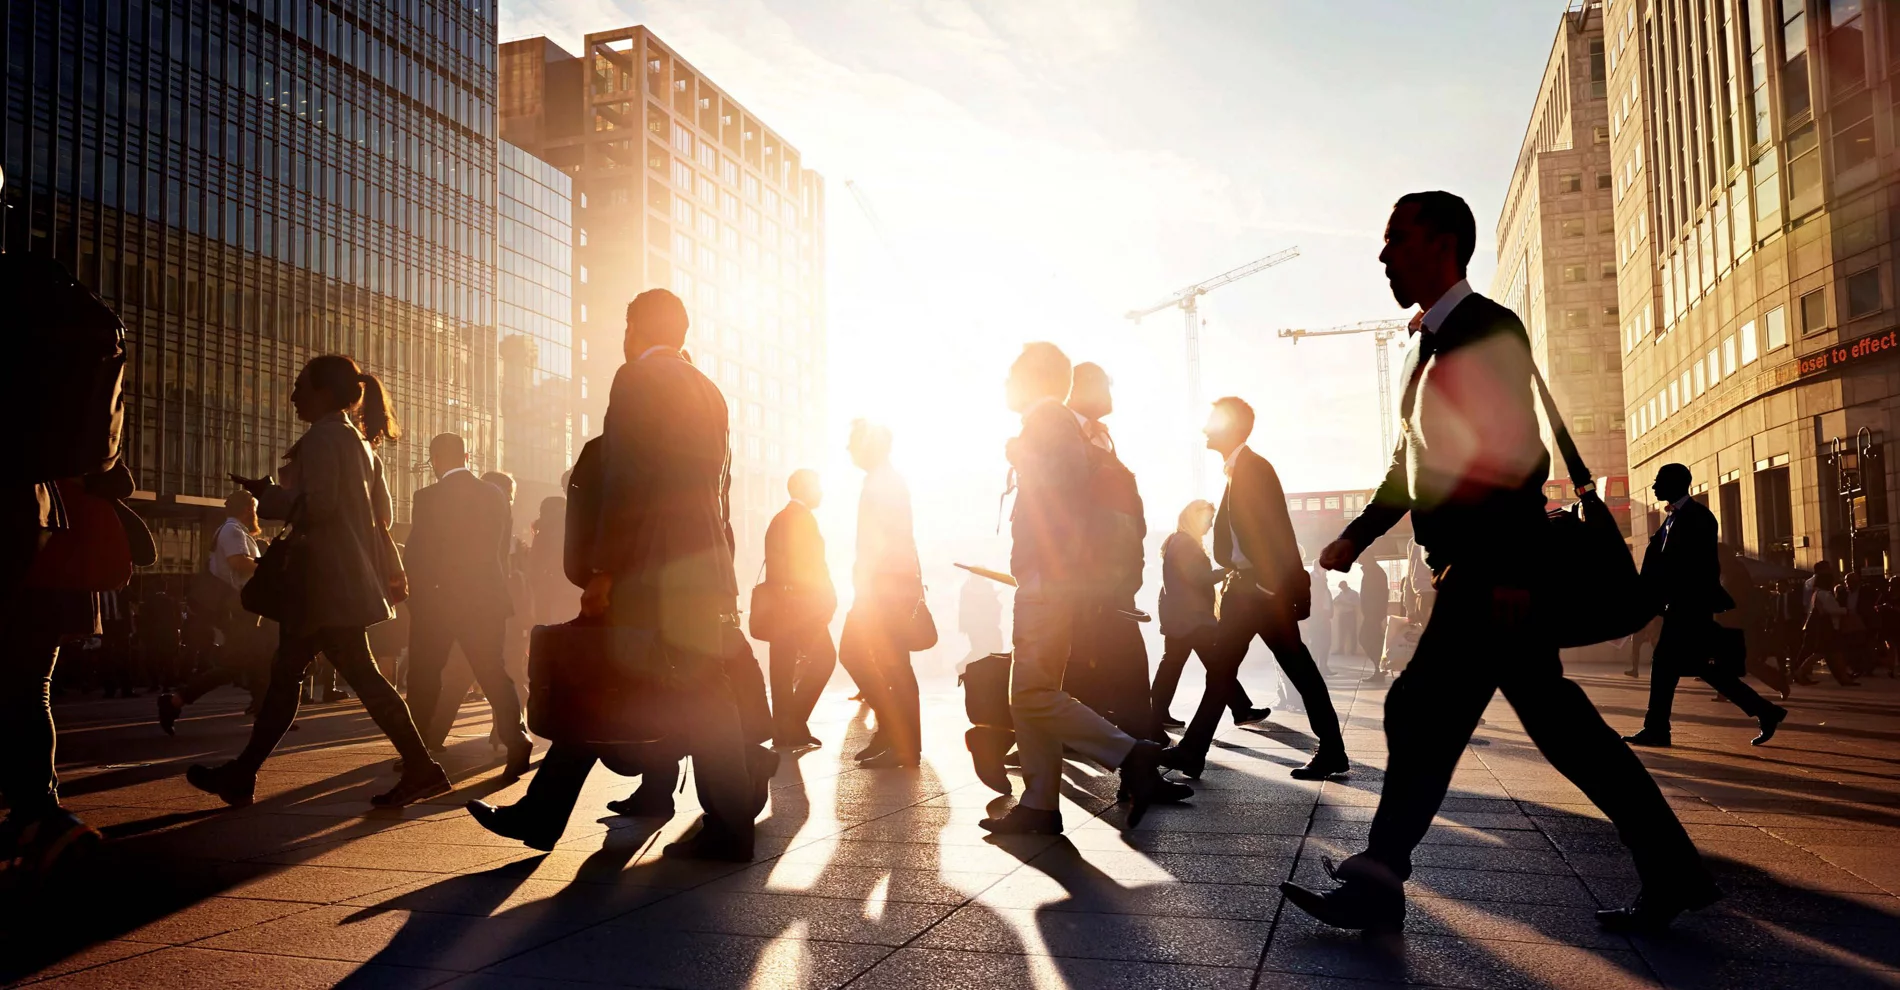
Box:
left=1278, top=318, right=1410, bottom=458
left=1126, top=246, right=1300, bottom=492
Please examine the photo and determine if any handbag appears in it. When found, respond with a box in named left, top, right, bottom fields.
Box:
left=748, top=563, right=788, bottom=642
left=902, top=590, right=938, bottom=652
left=527, top=619, right=696, bottom=744
left=1531, top=363, right=1654, bottom=648
left=242, top=526, right=306, bottom=624
left=24, top=478, right=133, bottom=592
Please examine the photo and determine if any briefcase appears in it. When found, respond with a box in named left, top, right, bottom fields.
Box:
left=959, top=652, right=1014, bottom=729
left=527, top=620, right=694, bottom=744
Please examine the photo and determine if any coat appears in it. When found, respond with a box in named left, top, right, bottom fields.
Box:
left=1157, top=530, right=1220, bottom=639
left=1213, top=446, right=1309, bottom=612
left=257, top=411, right=395, bottom=633
left=763, top=499, right=837, bottom=628
left=1643, top=498, right=1739, bottom=675
left=405, top=468, right=515, bottom=620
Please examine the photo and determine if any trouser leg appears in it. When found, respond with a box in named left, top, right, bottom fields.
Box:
left=883, top=646, right=921, bottom=759
left=403, top=612, right=454, bottom=747
left=236, top=628, right=323, bottom=772
left=430, top=655, right=478, bottom=748
left=1152, top=635, right=1191, bottom=720
left=683, top=665, right=756, bottom=841
left=1359, top=598, right=1496, bottom=882
left=1009, top=595, right=1136, bottom=812
left=0, top=607, right=64, bottom=819
left=459, top=612, right=529, bottom=749
left=1703, top=668, right=1778, bottom=719
left=319, top=627, right=433, bottom=767
left=1178, top=594, right=1262, bottom=759
left=838, top=609, right=892, bottom=738
left=1268, top=626, right=1346, bottom=756
left=518, top=741, right=599, bottom=833
left=769, top=640, right=800, bottom=742
left=792, top=626, right=836, bottom=729
left=1643, top=668, right=1681, bottom=734
left=1500, top=653, right=1708, bottom=891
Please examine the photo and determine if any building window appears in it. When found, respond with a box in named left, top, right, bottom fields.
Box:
left=1787, top=121, right=1823, bottom=216
left=1847, top=266, right=1882, bottom=317
left=1575, top=416, right=1597, bottom=434
left=1707, top=347, right=1722, bottom=387
left=1694, top=358, right=1707, bottom=396
left=1824, top=0, right=1866, bottom=92
left=1754, top=149, right=1783, bottom=232
left=1561, top=351, right=1593, bottom=375
left=1833, top=89, right=1876, bottom=170
left=1563, top=264, right=1588, bottom=282
left=1800, top=287, right=1828, bottom=333
left=1593, top=124, right=1610, bottom=144
left=1601, top=260, right=1617, bottom=279
left=1561, top=219, right=1585, bottom=238
left=1724, top=333, right=1739, bottom=375
left=1559, top=173, right=1582, bottom=193
left=1781, top=0, right=1812, bottom=122
left=1602, top=304, right=1620, bottom=323
left=1764, top=305, right=1789, bottom=351
left=1564, top=308, right=1589, bottom=328
left=1595, top=171, right=1612, bottom=190
left=580, top=304, right=587, bottom=323
left=579, top=266, right=588, bottom=284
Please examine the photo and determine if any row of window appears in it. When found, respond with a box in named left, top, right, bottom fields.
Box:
left=1632, top=305, right=1790, bottom=438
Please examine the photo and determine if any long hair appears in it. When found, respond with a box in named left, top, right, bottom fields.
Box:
left=304, top=354, right=402, bottom=447
left=1176, top=499, right=1214, bottom=536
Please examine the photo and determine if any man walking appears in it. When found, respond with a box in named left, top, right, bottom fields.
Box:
left=839, top=421, right=925, bottom=768
left=762, top=469, right=838, bottom=749
left=1623, top=464, right=1787, bottom=748
left=1359, top=557, right=1391, bottom=681
left=1282, top=191, right=1718, bottom=935
left=1161, top=397, right=1347, bottom=780
left=979, top=343, right=1185, bottom=835
left=401, top=434, right=533, bottom=777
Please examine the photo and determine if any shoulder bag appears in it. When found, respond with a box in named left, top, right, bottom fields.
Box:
left=903, top=588, right=939, bottom=652
left=1532, top=363, right=1655, bottom=647
left=242, top=499, right=308, bottom=625
left=748, top=563, right=787, bottom=642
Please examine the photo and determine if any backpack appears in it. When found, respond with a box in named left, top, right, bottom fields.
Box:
left=0, top=253, right=127, bottom=484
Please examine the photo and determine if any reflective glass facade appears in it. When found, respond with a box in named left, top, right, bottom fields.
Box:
left=497, top=139, right=573, bottom=495
left=1, top=0, right=499, bottom=544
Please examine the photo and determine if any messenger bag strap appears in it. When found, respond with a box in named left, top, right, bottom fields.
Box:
left=1528, top=360, right=1596, bottom=496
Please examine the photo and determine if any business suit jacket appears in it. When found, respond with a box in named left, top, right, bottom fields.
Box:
left=405, top=469, right=515, bottom=619
left=1213, top=447, right=1308, bottom=611
left=1008, top=399, right=1092, bottom=596
left=257, top=411, right=395, bottom=633
left=588, top=348, right=737, bottom=653
left=1644, top=498, right=1737, bottom=672
left=1340, top=293, right=1550, bottom=579
left=764, top=499, right=837, bottom=626
left=1158, top=531, right=1221, bottom=639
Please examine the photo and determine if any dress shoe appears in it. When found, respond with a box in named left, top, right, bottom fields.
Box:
left=156, top=691, right=184, bottom=736
left=503, top=738, right=533, bottom=779
left=1595, top=881, right=1722, bottom=933
left=372, top=764, right=451, bottom=807
left=185, top=762, right=256, bottom=808
left=979, top=805, right=1062, bottom=835
left=1280, top=856, right=1405, bottom=933
left=1621, top=729, right=1672, bottom=748
left=857, top=749, right=918, bottom=769
left=799, top=734, right=824, bottom=749
left=854, top=733, right=890, bottom=762
left=1157, top=745, right=1206, bottom=780
left=1158, top=714, right=1186, bottom=729
left=749, top=746, right=782, bottom=816
left=966, top=726, right=1015, bottom=795
left=1752, top=706, right=1788, bottom=746
left=1118, top=740, right=1170, bottom=826
left=663, top=820, right=754, bottom=861
left=465, top=800, right=559, bottom=851
left=4, top=808, right=102, bottom=881
left=390, top=745, right=449, bottom=775
left=1289, top=752, right=1350, bottom=780
left=605, top=785, right=676, bottom=819
left=1233, top=706, right=1272, bottom=726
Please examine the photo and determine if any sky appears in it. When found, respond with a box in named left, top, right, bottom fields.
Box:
left=499, top=0, right=1565, bottom=613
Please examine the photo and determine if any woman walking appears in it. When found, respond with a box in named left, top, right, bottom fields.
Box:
left=1794, top=579, right=1859, bottom=687
left=186, top=355, right=449, bottom=807
left=1152, top=500, right=1267, bottom=728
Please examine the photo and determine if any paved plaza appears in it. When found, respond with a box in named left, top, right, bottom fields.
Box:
left=4, top=653, right=1898, bottom=989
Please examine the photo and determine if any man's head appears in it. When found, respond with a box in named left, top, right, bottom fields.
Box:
left=1068, top=362, right=1113, bottom=421
left=483, top=470, right=516, bottom=508
left=430, top=433, right=468, bottom=479
left=225, top=489, right=260, bottom=533
left=1380, top=191, right=1475, bottom=310
left=848, top=419, right=893, bottom=471
left=788, top=468, right=823, bottom=508
left=1653, top=462, right=1692, bottom=503
left=625, top=288, right=690, bottom=359
left=1006, top=342, right=1072, bottom=414
left=1846, top=569, right=1863, bottom=589
left=1339, top=580, right=1351, bottom=592
left=1203, top=396, right=1256, bottom=456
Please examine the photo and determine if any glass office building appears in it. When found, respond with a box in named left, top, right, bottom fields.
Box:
left=497, top=140, right=573, bottom=503
left=1, top=0, right=500, bottom=564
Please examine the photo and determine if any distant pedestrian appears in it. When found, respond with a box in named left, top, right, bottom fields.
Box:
left=1333, top=580, right=1361, bottom=656
left=1152, top=499, right=1267, bottom=729
left=1359, top=558, right=1391, bottom=681
left=187, top=354, right=449, bottom=809
left=760, top=469, right=838, bottom=750
left=529, top=495, right=580, bottom=625
left=158, top=490, right=265, bottom=734
left=840, top=420, right=925, bottom=769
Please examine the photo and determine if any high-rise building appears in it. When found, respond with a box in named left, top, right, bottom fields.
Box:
left=499, top=26, right=827, bottom=555
left=1609, top=0, right=1900, bottom=574
left=1494, top=3, right=1634, bottom=526
left=497, top=141, right=574, bottom=509
left=1, top=0, right=501, bottom=568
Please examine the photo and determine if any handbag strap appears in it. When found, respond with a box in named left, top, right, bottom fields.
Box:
left=1528, top=360, right=1596, bottom=496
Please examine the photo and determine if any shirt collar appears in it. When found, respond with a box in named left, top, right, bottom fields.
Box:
left=637, top=344, right=675, bottom=362
left=441, top=466, right=473, bottom=482
left=1223, top=444, right=1250, bottom=476
left=1666, top=494, right=1693, bottom=513
left=1418, top=279, right=1474, bottom=334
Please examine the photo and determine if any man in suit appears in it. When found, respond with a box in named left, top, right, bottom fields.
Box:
left=762, top=468, right=837, bottom=749
left=1161, top=397, right=1346, bottom=781
left=1282, top=191, right=1717, bottom=936
left=401, top=433, right=532, bottom=777
left=839, top=420, right=924, bottom=768
left=978, top=343, right=1186, bottom=835
left=465, top=288, right=759, bottom=861
left=1624, top=464, right=1786, bottom=748
left=1360, top=557, right=1391, bottom=682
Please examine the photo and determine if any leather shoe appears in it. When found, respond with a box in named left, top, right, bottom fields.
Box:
left=1622, top=729, right=1672, bottom=747
left=979, top=805, right=1062, bottom=835
left=857, top=749, right=918, bottom=769
left=1157, top=745, right=1205, bottom=780
left=1279, top=856, right=1404, bottom=933
left=503, top=739, right=533, bottom=779
left=1595, top=882, right=1722, bottom=933
left=854, top=733, right=890, bottom=762
left=749, top=746, right=781, bottom=816
left=372, top=764, right=451, bottom=807
left=186, top=762, right=256, bottom=808
left=156, top=691, right=184, bottom=736
left=967, top=726, right=1015, bottom=795
left=1289, top=752, right=1350, bottom=780
left=466, top=800, right=560, bottom=851
left=1753, top=707, right=1787, bottom=746
left=663, top=819, right=754, bottom=862
left=1159, top=714, right=1185, bottom=729
left=1233, top=706, right=1272, bottom=726
left=605, top=785, right=675, bottom=819
left=1118, top=740, right=1169, bottom=826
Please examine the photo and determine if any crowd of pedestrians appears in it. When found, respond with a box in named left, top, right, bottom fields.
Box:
left=6, top=191, right=1868, bottom=947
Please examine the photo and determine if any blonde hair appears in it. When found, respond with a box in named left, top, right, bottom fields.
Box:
left=1177, top=499, right=1215, bottom=534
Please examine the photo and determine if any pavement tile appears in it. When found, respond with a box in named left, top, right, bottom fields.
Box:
left=846, top=947, right=1254, bottom=989
left=487, top=927, right=889, bottom=988
left=195, top=903, right=581, bottom=971
left=1259, top=929, right=1660, bottom=989
left=217, top=865, right=444, bottom=905
left=916, top=905, right=1272, bottom=967
left=2, top=942, right=162, bottom=988
left=19, top=945, right=455, bottom=989
left=975, top=871, right=1284, bottom=920
left=710, top=861, right=1001, bottom=904
left=608, top=889, right=953, bottom=945
left=120, top=897, right=315, bottom=945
